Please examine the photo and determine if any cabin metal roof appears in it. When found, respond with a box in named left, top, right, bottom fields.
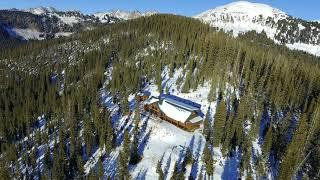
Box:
left=145, top=96, right=159, bottom=105
left=137, top=91, right=151, bottom=96
left=160, top=94, right=201, bottom=112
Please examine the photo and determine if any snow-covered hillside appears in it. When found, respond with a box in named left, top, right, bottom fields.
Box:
left=0, top=7, right=119, bottom=41
left=195, top=1, right=320, bottom=56
left=25, top=7, right=91, bottom=25
left=24, top=7, right=57, bottom=15
left=195, top=1, right=287, bottom=37
left=94, top=10, right=157, bottom=22
left=0, top=7, right=155, bottom=41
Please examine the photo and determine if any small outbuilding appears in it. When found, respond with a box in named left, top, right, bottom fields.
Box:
left=136, top=91, right=151, bottom=102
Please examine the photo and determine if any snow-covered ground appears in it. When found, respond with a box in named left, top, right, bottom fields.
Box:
left=286, top=43, right=320, bottom=56
left=58, top=15, right=81, bottom=26
left=55, top=32, right=73, bottom=37
left=82, top=65, right=234, bottom=179
left=10, top=28, right=44, bottom=40
left=131, top=114, right=198, bottom=179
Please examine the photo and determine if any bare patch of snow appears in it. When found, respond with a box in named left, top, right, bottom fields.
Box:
left=286, top=42, right=320, bottom=56
left=58, top=15, right=81, bottom=26
left=55, top=32, right=73, bottom=37
left=12, top=28, right=44, bottom=40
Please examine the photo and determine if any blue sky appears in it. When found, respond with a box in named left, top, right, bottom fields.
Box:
left=0, top=0, right=319, bottom=21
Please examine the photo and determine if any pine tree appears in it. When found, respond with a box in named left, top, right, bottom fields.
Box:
left=98, top=159, right=104, bottom=179
left=118, top=130, right=131, bottom=179
left=203, top=109, right=211, bottom=141
left=279, top=114, right=309, bottom=179
left=121, top=96, right=130, bottom=115
left=262, top=125, right=273, bottom=158
left=0, top=161, right=10, bottom=179
left=156, top=159, right=164, bottom=180
left=44, top=147, right=52, bottom=171
left=77, top=155, right=85, bottom=178
left=184, top=148, right=193, bottom=165
left=156, top=62, right=163, bottom=94
left=123, top=130, right=130, bottom=159
left=207, top=82, right=217, bottom=102
left=213, top=101, right=227, bottom=147
left=118, top=151, right=131, bottom=180
left=222, top=109, right=234, bottom=155
left=171, top=161, right=184, bottom=180
left=105, top=114, right=114, bottom=154
left=130, top=104, right=141, bottom=164
left=202, top=142, right=215, bottom=176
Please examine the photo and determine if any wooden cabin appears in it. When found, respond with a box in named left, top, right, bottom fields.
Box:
left=144, top=95, right=203, bottom=132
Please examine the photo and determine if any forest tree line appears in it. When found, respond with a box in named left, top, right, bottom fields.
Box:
left=0, top=14, right=319, bottom=179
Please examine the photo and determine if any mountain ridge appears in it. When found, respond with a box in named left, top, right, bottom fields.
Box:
left=0, top=7, right=157, bottom=42
left=195, top=1, right=320, bottom=56
left=1, top=2, right=320, bottom=56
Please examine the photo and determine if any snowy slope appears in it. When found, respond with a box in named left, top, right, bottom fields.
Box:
left=195, top=1, right=320, bottom=56
left=12, top=28, right=45, bottom=40
left=195, top=1, right=287, bottom=37
left=25, top=7, right=86, bottom=26
left=0, top=7, right=119, bottom=40
left=287, top=43, right=320, bottom=56
left=94, top=10, right=157, bottom=21
left=24, top=7, right=57, bottom=15
left=2, top=7, right=148, bottom=41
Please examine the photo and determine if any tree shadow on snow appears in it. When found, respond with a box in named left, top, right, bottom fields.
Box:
left=129, top=98, right=136, bottom=112
left=103, top=152, right=118, bottom=179
left=221, top=150, right=241, bottom=180
left=164, top=154, right=172, bottom=179
left=115, top=115, right=133, bottom=146
left=195, top=136, right=203, bottom=160
left=259, top=107, right=271, bottom=144
left=139, top=118, right=149, bottom=137
left=188, top=135, right=196, bottom=153
left=138, top=129, right=151, bottom=156
left=189, top=137, right=203, bottom=180
left=136, top=168, right=148, bottom=180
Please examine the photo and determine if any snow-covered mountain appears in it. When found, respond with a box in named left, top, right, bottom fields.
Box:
left=94, top=10, right=157, bottom=22
left=0, top=7, right=157, bottom=42
left=195, top=1, right=320, bottom=56
left=0, top=7, right=121, bottom=41
left=24, top=7, right=58, bottom=15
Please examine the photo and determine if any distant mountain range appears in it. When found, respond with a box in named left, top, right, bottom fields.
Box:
left=1, top=2, right=320, bottom=56
left=194, top=1, right=320, bottom=56
left=0, top=7, right=156, bottom=41
left=94, top=10, right=157, bottom=22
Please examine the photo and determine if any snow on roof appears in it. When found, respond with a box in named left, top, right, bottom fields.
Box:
left=189, top=116, right=203, bottom=123
left=159, top=100, right=191, bottom=123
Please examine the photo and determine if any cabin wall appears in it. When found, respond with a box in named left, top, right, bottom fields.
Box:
left=136, top=95, right=149, bottom=102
